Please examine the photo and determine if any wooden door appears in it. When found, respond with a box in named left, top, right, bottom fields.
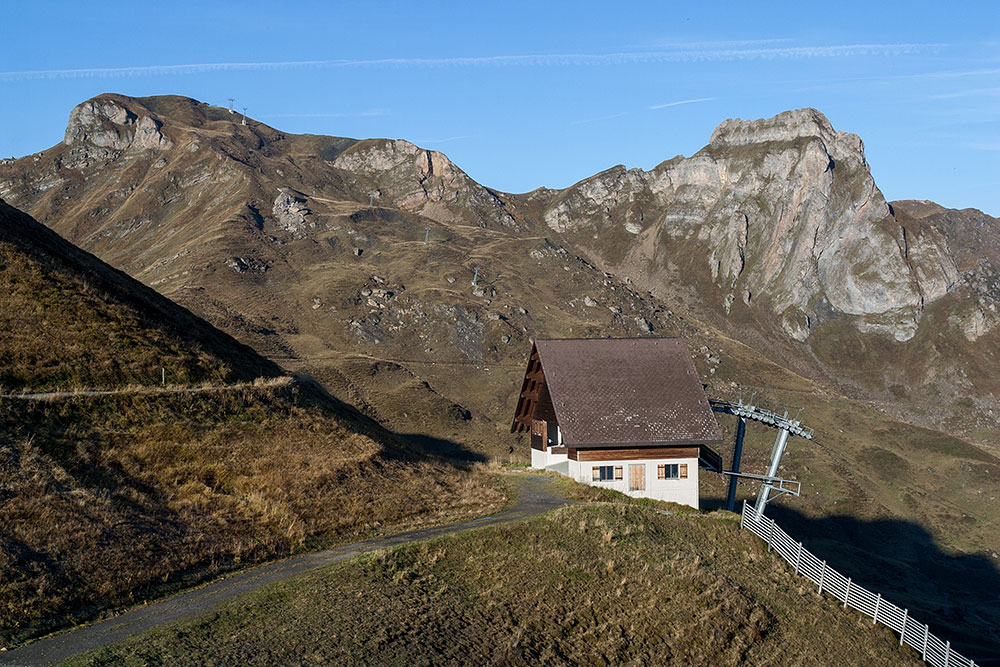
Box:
left=629, top=464, right=645, bottom=491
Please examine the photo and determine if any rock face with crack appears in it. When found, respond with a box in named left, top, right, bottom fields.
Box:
left=539, top=108, right=960, bottom=341
left=333, top=139, right=519, bottom=228
left=64, top=99, right=172, bottom=152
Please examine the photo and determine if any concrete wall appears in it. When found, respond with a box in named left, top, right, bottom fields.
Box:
left=531, top=446, right=568, bottom=470
left=530, top=448, right=701, bottom=509
left=567, top=457, right=700, bottom=509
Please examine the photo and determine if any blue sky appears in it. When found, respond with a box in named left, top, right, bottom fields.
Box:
left=2, top=1, right=998, bottom=214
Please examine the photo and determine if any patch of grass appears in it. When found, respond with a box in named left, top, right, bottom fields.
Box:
left=0, top=387, right=506, bottom=647
left=0, top=203, right=507, bottom=647
left=72, top=503, right=921, bottom=666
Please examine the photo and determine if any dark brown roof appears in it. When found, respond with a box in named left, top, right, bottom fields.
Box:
left=530, top=338, right=722, bottom=447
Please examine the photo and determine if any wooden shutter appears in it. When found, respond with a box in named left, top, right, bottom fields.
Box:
left=657, top=464, right=666, bottom=479
left=629, top=464, right=646, bottom=491
left=680, top=463, right=688, bottom=479
left=592, top=466, right=600, bottom=481
left=614, top=466, right=623, bottom=480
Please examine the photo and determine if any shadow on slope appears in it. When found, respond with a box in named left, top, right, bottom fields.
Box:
left=746, top=503, right=1000, bottom=662
left=0, top=377, right=499, bottom=648
left=290, top=374, right=488, bottom=465
left=0, top=199, right=285, bottom=390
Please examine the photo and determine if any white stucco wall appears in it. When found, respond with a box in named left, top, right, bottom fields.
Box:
left=531, top=446, right=569, bottom=470
left=528, top=426, right=702, bottom=508
left=567, top=456, right=701, bottom=509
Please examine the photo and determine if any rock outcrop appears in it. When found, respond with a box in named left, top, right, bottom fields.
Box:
left=541, top=109, right=960, bottom=341
left=332, top=139, right=518, bottom=228
left=63, top=98, right=172, bottom=153
left=272, top=189, right=311, bottom=234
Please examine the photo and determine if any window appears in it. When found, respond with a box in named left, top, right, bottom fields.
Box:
left=546, top=422, right=559, bottom=446
left=658, top=464, right=679, bottom=479
left=592, top=465, right=618, bottom=482
left=657, top=463, right=690, bottom=480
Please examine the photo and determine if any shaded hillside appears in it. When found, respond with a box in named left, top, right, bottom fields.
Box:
left=0, top=198, right=282, bottom=390
left=0, top=201, right=504, bottom=647
left=73, top=501, right=923, bottom=666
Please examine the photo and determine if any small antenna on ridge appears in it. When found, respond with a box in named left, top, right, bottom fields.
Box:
left=227, top=98, right=235, bottom=114
left=241, top=107, right=248, bottom=125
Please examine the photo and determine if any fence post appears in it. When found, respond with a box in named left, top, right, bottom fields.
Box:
left=900, top=608, right=908, bottom=646
left=740, top=501, right=746, bottom=529
left=794, top=542, right=803, bottom=575
left=767, top=519, right=775, bottom=552
left=922, top=624, right=929, bottom=660
left=944, top=640, right=950, bottom=667
left=844, top=577, right=851, bottom=608
left=818, top=561, right=826, bottom=594
left=873, top=593, right=881, bottom=624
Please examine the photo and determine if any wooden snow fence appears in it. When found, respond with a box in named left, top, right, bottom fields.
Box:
left=740, top=501, right=977, bottom=667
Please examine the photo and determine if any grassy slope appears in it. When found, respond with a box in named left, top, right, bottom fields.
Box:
left=0, top=202, right=506, bottom=646
left=0, top=199, right=279, bottom=390
left=71, top=497, right=921, bottom=666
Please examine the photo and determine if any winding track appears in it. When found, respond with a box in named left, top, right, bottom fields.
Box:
left=2, top=475, right=568, bottom=666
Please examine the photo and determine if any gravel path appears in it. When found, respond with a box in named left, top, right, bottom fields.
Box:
left=1, top=474, right=567, bottom=666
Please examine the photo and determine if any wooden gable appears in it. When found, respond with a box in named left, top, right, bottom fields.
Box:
left=510, top=344, right=557, bottom=433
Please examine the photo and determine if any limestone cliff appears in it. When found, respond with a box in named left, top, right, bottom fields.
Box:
left=332, top=139, right=519, bottom=229
left=539, top=109, right=960, bottom=341
left=64, top=97, right=172, bottom=153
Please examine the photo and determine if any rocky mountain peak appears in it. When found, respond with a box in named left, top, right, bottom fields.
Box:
left=63, top=94, right=172, bottom=152
left=538, top=108, right=962, bottom=342
left=709, top=107, right=866, bottom=165
left=332, top=138, right=518, bottom=228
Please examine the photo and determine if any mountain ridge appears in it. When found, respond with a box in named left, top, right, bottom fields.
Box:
left=3, top=93, right=998, bottom=435
left=1, top=92, right=999, bottom=656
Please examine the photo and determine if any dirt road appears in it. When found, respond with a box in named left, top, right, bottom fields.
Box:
left=1, top=475, right=567, bottom=666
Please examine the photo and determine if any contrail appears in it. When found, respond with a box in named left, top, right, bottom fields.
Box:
left=412, top=135, right=475, bottom=144
left=574, top=98, right=714, bottom=125
left=649, top=97, right=715, bottom=109
left=264, top=110, right=391, bottom=118
left=0, top=43, right=941, bottom=81
left=570, top=111, right=632, bottom=126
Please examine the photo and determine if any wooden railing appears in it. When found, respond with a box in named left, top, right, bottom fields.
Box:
left=740, top=501, right=977, bottom=667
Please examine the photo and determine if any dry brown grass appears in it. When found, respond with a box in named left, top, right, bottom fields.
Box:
left=0, top=199, right=510, bottom=646
left=0, top=385, right=506, bottom=647
left=72, top=503, right=922, bottom=666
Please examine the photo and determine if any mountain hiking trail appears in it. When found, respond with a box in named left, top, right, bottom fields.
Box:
left=1, top=474, right=568, bottom=666
left=0, top=378, right=293, bottom=401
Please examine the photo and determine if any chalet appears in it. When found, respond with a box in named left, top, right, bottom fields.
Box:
left=511, top=338, right=723, bottom=509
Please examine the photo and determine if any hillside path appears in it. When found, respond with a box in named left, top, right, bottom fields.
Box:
left=0, top=379, right=291, bottom=401
left=2, top=474, right=568, bottom=666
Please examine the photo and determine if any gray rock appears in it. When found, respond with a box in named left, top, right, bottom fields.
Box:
left=272, top=190, right=310, bottom=233
left=64, top=99, right=172, bottom=151
left=541, top=108, right=960, bottom=342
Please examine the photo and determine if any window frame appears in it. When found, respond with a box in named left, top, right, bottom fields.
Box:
left=592, top=465, right=620, bottom=482
left=657, top=463, right=680, bottom=480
